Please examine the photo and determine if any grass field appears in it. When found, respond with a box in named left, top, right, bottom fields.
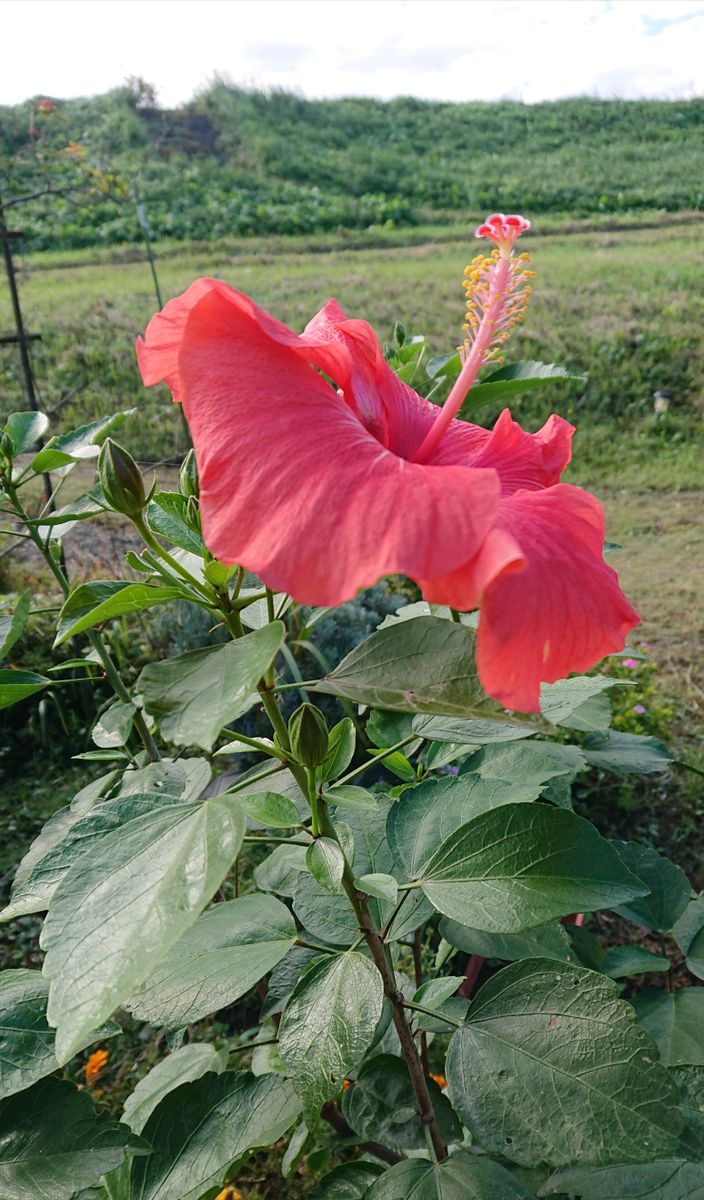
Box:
left=1, top=214, right=702, bottom=695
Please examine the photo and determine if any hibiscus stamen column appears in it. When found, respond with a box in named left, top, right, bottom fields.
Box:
left=412, top=213, right=533, bottom=463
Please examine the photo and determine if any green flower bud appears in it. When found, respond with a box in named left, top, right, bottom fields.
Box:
left=185, top=495, right=201, bottom=533
left=98, top=438, right=147, bottom=517
left=0, top=431, right=14, bottom=463
left=288, top=703, right=329, bottom=768
left=179, top=449, right=199, bottom=498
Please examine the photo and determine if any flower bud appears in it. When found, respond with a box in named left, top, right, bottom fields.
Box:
left=288, top=703, right=329, bottom=768
left=185, top=495, right=201, bottom=533
left=179, top=449, right=199, bottom=498
left=0, top=431, right=14, bottom=464
left=98, top=438, right=147, bottom=517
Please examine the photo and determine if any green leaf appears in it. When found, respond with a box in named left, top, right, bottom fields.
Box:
left=125, top=893, right=296, bottom=1028
left=241, top=791, right=301, bottom=828
left=425, top=739, right=476, bottom=770
left=55, top=581, right=184, bottom=645
left=464, top=740, right=586, bottom=784
left=41, top=794, right=246, bottom=1063
left=1, top=791, right=185, bottom=920
left=674, top=895, right=704, bottom=980
left=139, top=622, right=285, bottom=750
left=457, top=360, right=582, bottom=418
left=0, top=970, right=117, bottom=1099
left=146, top=492, right=203, bottom=554
left=439, top=916, right=574, bottom=963
left=0, top=669, right=49, bottom=709
left=0, top=1077, right=143, bottom=1200
left=540, top=675, right=625, bottom=732
left=354, top=873, right=398, bottom=904
left=254, top=842, right=308, bottom=897
left=341, top=1054, right=460, bottom=1152
left=313, top=616, right=485, bottom=715
left=114, top=757, right=211, bottom=803
left=325, top=784, right=378, bottom=812
left=583, top=730, right=672, bottom=774
left=446, top=958, right=684, bottom=1167
left=320, top=718, right=356, bottom=782
left=260, top=947, right=319, bottom=1021
left=36, top=491, right=106, bottom=542
left=309, top=1161, right=384, bottom=1199
left=29, top=411, right=134, bottom=475
left=632, top=989, right=704, bottom=1066
left=413, top=712, right=535, bottom=743
left=387, top=774, right=542, bottom=879
left=279, top=951, right=384, bottom=1121
left=122, top=1043, right=225, bottom=1134
left=131, top=1071, right=301, bottom=1200
left=420, top=804, right=648, bottom=932
left=0, top=590, right=31, bottom=660
left=293, top=803, right=395, bottom=944
left=92, top=700, right=135, bottom=749
left=601, top=945, right=670, bottom=977
left=307, top=838, right=345, bottom=893
left=4, top=410, right=49, bottom=455
left=540, top=1162, right=704, bottom=1199
left=239, top=590, right=291, bottom=630
left=366, top=1151, right=537, bottom=1199
left=612, top=841, right=691, bottom=932
left=366, top=708, right=416, bottom=748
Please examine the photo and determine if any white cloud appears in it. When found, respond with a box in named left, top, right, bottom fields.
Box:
left=2, top=0, right=703, bottom=106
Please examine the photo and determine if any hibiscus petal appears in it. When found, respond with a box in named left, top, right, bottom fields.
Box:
left=475, top=484, right=640, bottom=712
left=138, top=280, right=501, bottom=605
left=303, top=300, right=439, bottom=459
left=432, top=408, right=574, bottom=494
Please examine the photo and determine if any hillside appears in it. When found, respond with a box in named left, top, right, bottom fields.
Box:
left=1, top=82, right=703, bottom=249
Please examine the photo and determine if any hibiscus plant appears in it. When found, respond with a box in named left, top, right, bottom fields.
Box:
left=1, top=214, right=702, bottom=1200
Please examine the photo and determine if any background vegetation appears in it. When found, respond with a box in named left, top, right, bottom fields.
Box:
left=1, top=81, right=704, bottom=247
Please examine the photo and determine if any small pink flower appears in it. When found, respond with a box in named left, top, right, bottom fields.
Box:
left=35, top=98, right=56, bottom=113
left=633, top=704, right=646, bottom=714
left=622, top=658, right=639, bottom=668
left=640, top=641, right=653, bottom=651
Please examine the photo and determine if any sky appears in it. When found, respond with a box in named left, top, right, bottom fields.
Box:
left=2, top=0, right=703, bottom=108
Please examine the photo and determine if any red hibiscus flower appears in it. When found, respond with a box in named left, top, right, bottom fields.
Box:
left=137, top=218, right=638, bottom=712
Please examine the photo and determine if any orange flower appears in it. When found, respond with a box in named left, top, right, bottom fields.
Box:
left=342, top=1079, right=351, bottom=1092
left=85, top=1048, right=109, bottom=1086
left=429, top=1072, right=447, bottom=1090
left=214, top=1188, right=242, bottom=1200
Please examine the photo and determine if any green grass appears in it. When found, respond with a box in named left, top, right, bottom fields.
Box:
left=2, top=216, right=702, bottom=481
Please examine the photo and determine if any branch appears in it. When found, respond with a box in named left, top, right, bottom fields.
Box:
left=320, top=1101, right=402, bottom=1166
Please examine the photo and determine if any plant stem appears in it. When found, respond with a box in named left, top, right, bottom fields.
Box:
left=223, top=763, right=283, bottom=794
left=414, top=926, right=431, bottom=1076
left=217, top=730, right=285, bottom=760
left=402, top=998, right=464, bottom=1028
left=333, top=734, right=418, bottom=787
left=243, top=835, right=309, bottom=846
left=86, top=630, right=160, bottom=762
left=132, top=513, right=215, bottom=604
left=4, top=480, right=160, bottom=761
left=315, top=803, right=447, bottom=1161
left=350, top=890, right=447, bottom=1161
left=320, top=1101, right=402, bottom=1167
